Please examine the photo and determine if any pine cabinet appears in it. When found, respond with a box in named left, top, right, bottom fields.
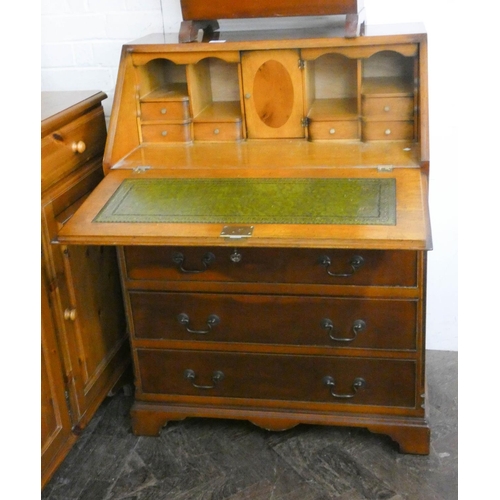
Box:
left=41, top=92, right=130, bottom=487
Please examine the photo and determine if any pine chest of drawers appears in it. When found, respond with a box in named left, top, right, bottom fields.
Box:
left=58, top=22, right=432, bottom=454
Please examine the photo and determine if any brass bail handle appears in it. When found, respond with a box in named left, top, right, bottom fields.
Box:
left=318, top=254, right=364, bottom=277
left=184, top=369, right=224, bottom=390
left=177, top=313, right=220, bottom=335
left=323, top=376, right=366, bottom=398
left=321, top=318, right=366, bottom=342
left=172, top=251, right=215, bottom=273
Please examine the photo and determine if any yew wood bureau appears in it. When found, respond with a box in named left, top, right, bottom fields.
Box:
left=58, top=22, right=432, bottom=454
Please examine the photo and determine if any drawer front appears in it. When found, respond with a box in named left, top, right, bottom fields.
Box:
left=130, top=291, right=417, bottom=350
left=124, top=247, right=418, bottom=287
left=362, top=97, right=414, bottom=119
left=193, top=121, right=243, bottom=141
left=137, top=349, right=417, bottom=408
left=308, top=120, right=359, bottom=140
left=363, top=121, right=414, bottom=141
left=141, top=123, right=192, bottom=143
left=41, top=106, right=106, bottom=192
left=140, top=101, right=190, bottom=121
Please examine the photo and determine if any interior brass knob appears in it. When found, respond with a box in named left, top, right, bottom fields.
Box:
left=384, top=129, right=391, bottom=135
left=64, top=308, right=76, bottom=321
left=160, top=108, right=167, bottom=114
left=384, top=105, right=390, bottom=112
left=72, top=140, right=86, bottom=153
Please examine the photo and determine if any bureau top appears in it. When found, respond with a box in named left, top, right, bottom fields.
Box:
left=41, top=91, right=107, bottom=137
left=125, top=23, right=426, bottom=52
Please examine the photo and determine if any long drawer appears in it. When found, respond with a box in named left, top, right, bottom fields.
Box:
left=123, top=247, right=418, bottom=287
left=129, top=291, right=417, bottom=350
left=136, top=349, right=417, bottom=408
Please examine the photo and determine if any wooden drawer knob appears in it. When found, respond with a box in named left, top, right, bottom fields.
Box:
left=72, top=140, right=86, bottom=154
left=64, top=308, right=76, bottom=321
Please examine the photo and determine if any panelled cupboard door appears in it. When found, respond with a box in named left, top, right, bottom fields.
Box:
left=60, top=244, right=128, bottom=425
left=242, top=49, right=305, bottom=138
left=41, top=265, right=76, bottom=488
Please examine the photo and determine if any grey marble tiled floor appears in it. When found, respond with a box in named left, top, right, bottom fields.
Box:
left=42, top=350, right=457, bottom=500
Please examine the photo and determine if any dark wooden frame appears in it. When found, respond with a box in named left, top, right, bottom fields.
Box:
left=179, top=0, right=365, bottom=42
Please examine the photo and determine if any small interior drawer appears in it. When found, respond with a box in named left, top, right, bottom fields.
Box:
left=140, top=100, right=190, bottom=121
left=362, top=121, right=414, bottom=141
left=308, top=120, right=359, bottom=141
left=141, top=123, right=192, bottom=143
left=129, top=291, right=418, bottom=350
left=123, top=247, right=418, bottom=287
left=41, top=106, right=106, bottom=192
left=193, top=121, right=243, bottom=142
left=137, top=348, right=417, bottom=409
left=362, top=97, right=414, bottom=119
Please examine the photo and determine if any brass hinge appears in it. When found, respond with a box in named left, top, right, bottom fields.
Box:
left=377, top=165, right=393, bottom=172
left=298, top=59, right=305, bottom=70
left=64, top=389, right=74, bottom=421
left=301, top=117, right=310, bottom=127
left=133, top=166, right=151, bottom=173
left=220, top=225, right=254, bottom=239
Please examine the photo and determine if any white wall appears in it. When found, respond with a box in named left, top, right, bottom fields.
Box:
left=40, top=0, right=462, bottom=351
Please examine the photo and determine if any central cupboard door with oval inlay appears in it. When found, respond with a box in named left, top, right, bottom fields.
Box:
left=242, top=50, right=305, bottom=138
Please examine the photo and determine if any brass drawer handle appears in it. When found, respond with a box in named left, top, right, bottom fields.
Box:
left=321, top=318, right=366, bottom=342
left=318, top=254, right=364, bottom=277
left=72, top=140, right=86, bottom=154
left=172, top=251, right=215, bottom=273
left=323, top=376, right=366, bottom=398
left=184, top=369, right=224, bottom=389
left=177, top=313, right=220, bottom=335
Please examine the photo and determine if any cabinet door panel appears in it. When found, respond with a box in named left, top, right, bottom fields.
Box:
left=41, top=266, right=76, bottom=487
left=242, top=50, right=304, bottom=138
left=62, top=245, right=127, bottom=410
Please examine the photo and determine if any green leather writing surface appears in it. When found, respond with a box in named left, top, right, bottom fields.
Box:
left=94, top=178, right=396, bottom=225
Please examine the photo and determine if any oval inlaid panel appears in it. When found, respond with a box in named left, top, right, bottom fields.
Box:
left=253, top=60, right=294, bottom=128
